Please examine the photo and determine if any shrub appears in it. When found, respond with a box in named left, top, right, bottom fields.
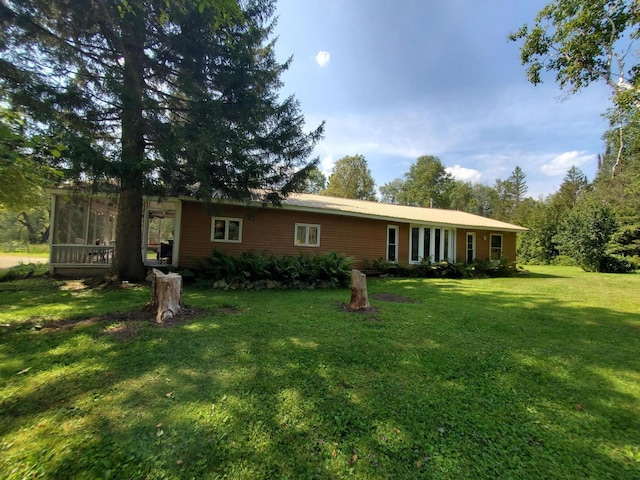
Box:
left=189, top=250, right=353, bottom=289
left=0, top=262, right=49, bottom=282
left=599, top=255, right=636, bottom=273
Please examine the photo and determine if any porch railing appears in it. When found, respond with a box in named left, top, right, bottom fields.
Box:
left=51, top=245, right=114, bottom=265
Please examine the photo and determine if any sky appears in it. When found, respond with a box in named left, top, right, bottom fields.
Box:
left=271, top=0, right=614, bottom=199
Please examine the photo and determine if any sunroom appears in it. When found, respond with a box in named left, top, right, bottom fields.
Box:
left=48, top=192, right=181, bottom=276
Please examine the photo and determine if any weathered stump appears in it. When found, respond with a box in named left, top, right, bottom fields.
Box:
left=149, top=269, right=183, bottom=324
left=349, top=269, right=371, bottom=310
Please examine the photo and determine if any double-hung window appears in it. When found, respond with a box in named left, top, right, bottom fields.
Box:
left=211, top=217, right=242, bottom=243
left=490, top=234, right=503, bottom=260
left=387, top=226, right=398, bottom=262
left=466, top=232, right=476, bottom=263
left=295, top=223, right=320, bottom=247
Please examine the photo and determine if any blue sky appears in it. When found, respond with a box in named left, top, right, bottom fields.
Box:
left=272, top=0, right=613, bottom=199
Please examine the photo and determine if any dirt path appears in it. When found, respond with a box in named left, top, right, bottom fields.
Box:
left=0, top=254, right=47, bottom=270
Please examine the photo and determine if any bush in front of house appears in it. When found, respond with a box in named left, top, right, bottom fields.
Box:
left=363, top=257, right=518, bottom=279
left=188, top=249, right=353, bottom=289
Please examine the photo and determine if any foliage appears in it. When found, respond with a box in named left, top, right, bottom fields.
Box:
left=363, top=257, right=517, bottom=279
left=0, top=191, right=50, bottom=244
left=1, top=267, right=639, bottom=479
left=0, top=262, right=49, bottom=282
left=302, top=166, right=328, bottom=194
left=555, top=197, right=619, bottom=272
left=190, top=249, right=353, bottom=288
left=380, top=155, right=454, bottom=208
left=0, top=110, right=61, bottom=211
left=0, top=0, right=323, bottom=281
left=494, top=166, right=529, bottom=221
left=509, top=0, right=639, bottom=105
left=322, top=155, right=376, bottom=200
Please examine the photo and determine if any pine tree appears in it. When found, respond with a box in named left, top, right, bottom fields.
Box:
left=0, top=0, right=323, bottom=280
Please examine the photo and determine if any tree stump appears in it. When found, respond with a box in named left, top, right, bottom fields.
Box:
left=349, top=269, right=371, bottom=310
left=149, top=269, right=183, bottom=324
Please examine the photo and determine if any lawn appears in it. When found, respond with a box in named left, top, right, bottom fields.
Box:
left=0, top=266, right=639, bottom=479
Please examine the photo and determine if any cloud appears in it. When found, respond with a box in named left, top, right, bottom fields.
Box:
left=446, top=165, right=482, bottom=183
left=319, top=155, right=334, bottom=177
left=315, top=50, right=331, bottom=67
left=541, top=151, right=595, bottom=177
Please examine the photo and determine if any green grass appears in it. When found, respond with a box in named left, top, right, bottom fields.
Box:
left=1, top=267, right=639, bottom=479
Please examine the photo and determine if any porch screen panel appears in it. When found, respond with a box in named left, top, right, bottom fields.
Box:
left=53, top=196, right=87, bottom=244
left=88, top=198, right=114, bottom=245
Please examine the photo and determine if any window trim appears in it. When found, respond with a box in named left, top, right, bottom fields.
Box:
left=466, top=232, right=476, bottom=263
left=387, top=225, right=399, bottom=263
left=294, top=223, right=320, bottom=247
left=490, top=233, right=503, bottom=260
left=211, top=217, right=243, bottom=243
left=409, top=225, right=456, bottom=264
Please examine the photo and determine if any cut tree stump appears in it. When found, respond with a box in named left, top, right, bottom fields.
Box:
left=149, top=269, right=183, bottom=324
left=349, top=269, right=371, bottom=310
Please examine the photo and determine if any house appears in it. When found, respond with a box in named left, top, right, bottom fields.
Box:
left=48, top=190, right=527, bottom=276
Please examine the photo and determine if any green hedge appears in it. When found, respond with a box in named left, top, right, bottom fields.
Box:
left=184, top=250, right=354, bottom=289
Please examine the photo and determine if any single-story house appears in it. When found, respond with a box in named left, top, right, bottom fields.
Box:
left=48, top=190, right=528, bottom=276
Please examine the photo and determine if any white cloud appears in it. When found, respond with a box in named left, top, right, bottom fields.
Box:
left=315, top=50, right=331, bottom=67
left=319, top=155, right=334, bottom=177
left=541, top=151, right=595, bottom=177
left=446, top=164, right=482, bottom=183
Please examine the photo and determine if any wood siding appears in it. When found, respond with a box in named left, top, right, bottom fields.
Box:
left=178, top=200, right=518, bottom=268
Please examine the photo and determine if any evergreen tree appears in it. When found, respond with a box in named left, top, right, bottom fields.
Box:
left=0, top=0, right=323, bottom=281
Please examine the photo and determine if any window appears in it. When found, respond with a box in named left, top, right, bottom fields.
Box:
left=295, top=223, right=320, bottom=247
left=387, top=226, right=398, bottom=262
left=211, top=217, right=242, bottom=242
left=466, top=233, right=476, bottom=263
left=490, top=234, right=503, bottom=260
left=409, top=226, right=456, bottom=263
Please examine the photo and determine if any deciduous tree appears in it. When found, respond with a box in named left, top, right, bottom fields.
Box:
left=380, top=155, right=454, bottom=208
left=323, top=154, right=376, bottom=200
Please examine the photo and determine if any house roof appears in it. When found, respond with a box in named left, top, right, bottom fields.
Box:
left=278, top=193, right=528, bottom=232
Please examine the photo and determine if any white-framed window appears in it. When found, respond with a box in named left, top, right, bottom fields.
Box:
left=211, top=217, right=242, bottom=243
left=295, top=223, right=320, bottom=247
left=410, top=226, right=455, bottom=263
left=387, top=225, right=398, bottom=262
left=466, top=232, right=476, bottom=263
left=490, top=234, right=503, bottom=260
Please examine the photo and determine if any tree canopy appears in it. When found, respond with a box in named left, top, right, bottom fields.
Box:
left=380, top=155, right=454, bottom=208
left=322, top=154, right=376, bottom=201
left=0, top=0, right=323, bottom=280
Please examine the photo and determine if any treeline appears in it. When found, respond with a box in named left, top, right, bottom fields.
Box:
left=311, top=141, right=639, bottom=272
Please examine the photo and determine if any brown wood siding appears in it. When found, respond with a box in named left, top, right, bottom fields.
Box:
left=179, top=201, right=393, bottom=268
left=178, top=201, right=519, bottom=268
left=456, top=229, right=517, bottom=263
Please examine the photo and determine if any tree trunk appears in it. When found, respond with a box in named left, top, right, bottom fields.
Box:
left=111, top=9, right=148, bottom=282
left=149, top=269, right=183, bottom=324
left=349, top=269, right=371, bottom=310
